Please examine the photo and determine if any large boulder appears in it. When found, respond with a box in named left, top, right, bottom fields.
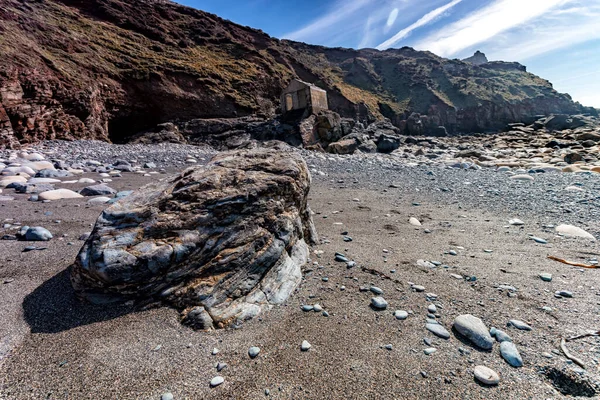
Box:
left=70, top=149, right=317, bottom=330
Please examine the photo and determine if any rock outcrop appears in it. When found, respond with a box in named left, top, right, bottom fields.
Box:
left=70, top=148, right=317, bottom=329
left=462, top=51, right=489, bottom=66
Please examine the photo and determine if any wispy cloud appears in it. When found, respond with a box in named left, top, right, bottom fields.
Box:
left=413, top=0, right=573, bottom=57
left=283, top=0, right=373, bottom=43
left=377, top=0, right=463, bottom=50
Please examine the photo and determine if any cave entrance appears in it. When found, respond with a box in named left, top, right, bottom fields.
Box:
left=108, top=113, right=160, bottom=144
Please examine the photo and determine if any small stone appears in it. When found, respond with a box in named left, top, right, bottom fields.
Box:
left=531, top=237, right=547, bottom=244
left=426, top=323, right=450, bottom=339
left=427, top=304, right=437, bottom=314
left=412, top=285, right=425, bottom=292
left=424, top=348, right=437, bottom=355
left=539, top=273, right=552, bottom=282
left=394, top=310, right=408, bottom=320
left=473, top=365, right=500, bottom=385
left=210, top=376, right=224, bottom=387
left=448, top=250, right=458, bottom=256
left=301, top=340, right=312, bottom=351
left=24, top=226, right=52, bottom=241
left=556, top=290, right=573, bottom=298
left=301, top=304, right=314, bottom=312
left=248, top=346, right=261, bottom=358
left=370, top=286, right=383, bottom=295
left=384, top=344, right=393, bottom=350
left=409, top=217, right=422, bottom=226
left=509, top=218, right=524, bottom=226
left=508, top=320, right=532, bottom=331
left=492, top=329, right=512, bottom=343
left=371, top=296, right=388, bottom=310
left=212, top=348, right=219, bottom=355
left=161, top=393, right=174, bottom=400
left=216, top=362, right=227, bottom=371
left=510, top=174, right=534, bottom=181
left=500, top=341, right=523, bottom=367
left=313, top=304, right=323, bottom=312
left=453, top=314, right=494, bottom=350
left=555, top=224, right=596, bottom=241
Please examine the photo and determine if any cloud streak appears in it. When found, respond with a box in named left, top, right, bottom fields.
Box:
left=412, top=0, right=574, bottom=57
left=376, top=0, right=463, bottom=50
left=283, top=0, right=373, bottom=42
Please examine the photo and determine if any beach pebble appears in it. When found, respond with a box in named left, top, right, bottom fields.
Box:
left=555, top=290, right=573, bottom=298
left=210, top=376, right=224, bottom=387
left=424, top=348, right=437, bottom=355
left=555, top=224, right=596, bottom=240
left=500, top=341, right=523, bottom=367
left=539, top=273, right=552, bottom=282
left=394, top=310, right=408, bottom=320
left=508, top=320, right=532, bottom=331
left=426, top=323, right=450, bottom=339
left=371, top=296, right=388, bottom=310
left=24, top=227, right=52, bottom=241
left=370, top=286, right=383, bottom=295
left=301, top=340, right=311, bottom=351
left=248, top=346, right=261, bottom=358
left=409, top=217, right=422, bottom=226
left=473, top=365, right=500, bottom=385
left=453, top=314, right=494, bottom=350
left=38, top=188, right=83, bottom=201
left=161, top=393, right=174, bottom=400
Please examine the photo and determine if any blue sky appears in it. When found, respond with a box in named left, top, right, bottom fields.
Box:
left=178, top=0, right=600, bottom=107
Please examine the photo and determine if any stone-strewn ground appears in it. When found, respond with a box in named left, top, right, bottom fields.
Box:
left=1, top=141, right=600, bottom=399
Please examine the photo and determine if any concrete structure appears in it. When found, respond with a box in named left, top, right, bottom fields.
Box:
left=280, top=79, right=328, bottom=114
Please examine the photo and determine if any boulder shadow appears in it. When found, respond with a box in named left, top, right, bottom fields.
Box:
left=23, top=268, right=135, bottom=334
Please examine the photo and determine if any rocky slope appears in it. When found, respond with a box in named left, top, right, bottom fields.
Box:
left=0, top=0, right=595, bottom=148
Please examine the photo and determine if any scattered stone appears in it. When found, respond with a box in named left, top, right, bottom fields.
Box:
left=500, top=341, right=523, bottom=367
left=371, top=296, right=388, bottom=310
left=210, top=376, right=224, bottom=387
left=301, top=340, right=311, bottom=351
left=509, top=218, right=524, bottom=226
left=161, top=393, right=174, bottom=400
left=473, top=365, right=500, bottom=385
left=409, top=217, right=422, bottom=226
left=394, top=310, right=408, bottom=320
left=539, top=273, right=552, bottom=282
left=38, top=189, right=83, bottom=201
left=510, top=174, right=534, bottom=182
left=508, top=320, right=532, bottom=331
left=555, top=224, right=596, bottom=241
left=248, top=346, right=261, bottom=358
left=426, top=323, right=450, bottom=339
left=453, top=314, right=494, bottom=350
left=556, top=290, right=573, bottom=298
left=424, top=348, right=437, bottom=355
left=23, top=226, right=52, bottom=241
left=80, top=184, right=117, bottom=196
left=370, top=286, right=383, bottom=295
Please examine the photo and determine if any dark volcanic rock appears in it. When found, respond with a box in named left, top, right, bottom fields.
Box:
left=70, top=148, right=317, bottom=329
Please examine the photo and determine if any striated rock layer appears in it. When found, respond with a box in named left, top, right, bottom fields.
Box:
left=70, top=148, right=317, bottom=329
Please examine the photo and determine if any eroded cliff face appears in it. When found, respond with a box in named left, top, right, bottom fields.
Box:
left=0, top=0, right=594, bottom=148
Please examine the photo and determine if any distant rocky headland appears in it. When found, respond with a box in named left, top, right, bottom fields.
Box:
left=0, top=0, right=597, bottom=149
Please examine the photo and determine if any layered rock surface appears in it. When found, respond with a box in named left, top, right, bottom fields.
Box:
left=70, top=148, right=317, bottom=329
